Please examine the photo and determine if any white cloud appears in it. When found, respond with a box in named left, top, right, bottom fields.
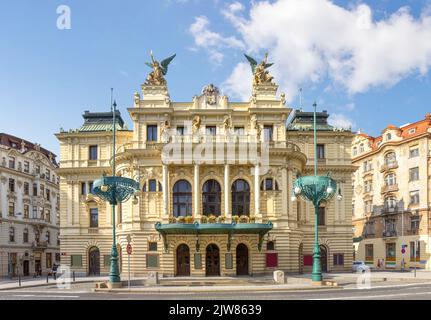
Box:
left=328, top=113, right=355, bottom=129
left=193, top=0, right=431, bottom=100
left=221, top=62, right=252, bottom=100
left=189, top=15, right=244, bottom=65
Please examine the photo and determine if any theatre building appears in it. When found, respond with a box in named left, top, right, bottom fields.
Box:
left=56, top=57, right=354, bottom=277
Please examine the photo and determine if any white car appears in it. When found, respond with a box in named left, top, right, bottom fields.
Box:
left=352, top=261, right=371, bottom=273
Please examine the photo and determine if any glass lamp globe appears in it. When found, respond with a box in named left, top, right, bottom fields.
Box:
left=294, top=186, right=302, bottom=195
left=101, top=185, right=109, bottom=192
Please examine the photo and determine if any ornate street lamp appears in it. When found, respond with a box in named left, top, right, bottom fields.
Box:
left=93, top=99, right=139, bottom=287
left=291, top=102, right=342, bottom=282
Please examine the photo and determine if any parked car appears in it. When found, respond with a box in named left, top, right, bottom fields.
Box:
left=352, top=261, right=371, bottom=273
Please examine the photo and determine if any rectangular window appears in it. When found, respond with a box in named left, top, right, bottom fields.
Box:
left=410, top=190, right=420, bottom=205
left=90, top=208, right=98, bottom=228
left=8, top=202, right=15, bottom=216
left=317, top=207, right=325, bottom=226
left=148, top=242, right=158, bottom=251
left=89, top=181, right=95, bottom=195
left=81, top=182, right=87, bottom=195
left=8, top=178, right=15, bottom=192
left=234, top=127, right=245, bottom=135
left=8, top=157, right=15, bottom=169
left=46, top=189, right=50, bottom=201
left=147, top=125, right=158, bottom=142
left=23, top=161, right=30, bottom=173
left=206, top=126, right=217, bottom=136
left=265, top=178, right=273, bottom=191
left=263, top=125, right=273, bottom=141
left=33, top=183, right=38, bottom=196
left=365, top=244, right=374, bottom=261
left=410, top=241, right=420, bottom=261
left=32, top=206, right=37, bottom=219
left=333, top=254, right=344, bottom=266
left=46, top=169, right=50, bottom=181
left=409, top=147, right=419, bottom=158
left=317, top=144, right=325, bottom=159
left=409, top=167, right=419, bottom=182
left=24, top=205, right=29, bottom=219
left=386, top=243, right=396, bottom=260
left=71, top=255, right=83, bottom=267
left=411, top=216, right=420, bottom=231
left=149, top=179, right=157, bottom=192
left=24, top=182, right=29, bottom=195
left=89, top=145, right=98, bottom=160
left=35, top=165, right=40, bottom=174
left=23, top=230, right=29, bottom=243
left=176, top=126, right=185, bottom=136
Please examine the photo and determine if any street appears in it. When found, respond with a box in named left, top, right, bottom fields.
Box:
left=1, top=281, right=431, bottom=300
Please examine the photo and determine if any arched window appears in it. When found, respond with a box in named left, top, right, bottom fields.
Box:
left=202, top=180, right=221, bottom=216
left=23, top=228, right=29, bottom=243
left=353, top=147, right=357, bottom=156
left=384, top=152, right=396, bottom=165
left=359, top=143, right=364, bottom=153
left=385, top=173, right=396, bottom=186
left=267, top=241, right=275, bottom=251
left=386, top=133, right=392, bottom=141
left=231, top=179, right=250, bottom=216
left=260, top=178, right=279, bottom=191
left=90, top=208, right=98, bottom=228
left=173, top=180, right=192, bottom=217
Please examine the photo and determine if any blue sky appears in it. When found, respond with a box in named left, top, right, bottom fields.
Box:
left=1, top=0, right=431, bottom=155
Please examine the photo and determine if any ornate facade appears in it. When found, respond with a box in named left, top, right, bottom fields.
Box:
left=352, top=114, right=431, bottom=269
left=57, top=56, right=354, bottom=277
left=0, top=133, right=60, bottom=277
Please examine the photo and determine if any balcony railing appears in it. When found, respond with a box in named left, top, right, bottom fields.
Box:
left=32, top=241, right=48, bottom=249
left=383, top=230, right=397, bottom=238
left=406, top=229, right=419, bottom=235
left=381, top=184, right=399, bottom=194
left=380, top=161, right=398, bottom=172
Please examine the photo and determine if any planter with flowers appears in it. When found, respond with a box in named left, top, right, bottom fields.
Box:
left=232, top=215, right=240, bottom=224
left=177, top=216, right=186, bottom=224
left=185, top=215, right=195, bottom=224
left=200, top=215, right=208, bottom=224
left=217, top=216, right=226, bottom=223
left=249, top=215, right=256, bottom=223
left=169, top=216, right=177, bottom=224
left=208, top=215, right=217, bottom=223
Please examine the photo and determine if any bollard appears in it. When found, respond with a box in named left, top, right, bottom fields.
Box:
left=46, top=273, right=49, bottom=283
left=19, top=274, right=21, bottom=287
left=73, top=271, right=75, bottom=282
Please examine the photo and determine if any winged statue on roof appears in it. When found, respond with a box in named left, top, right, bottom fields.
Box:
left=145, top=51, right=176, bottom=86
left=244, top=52, right=274, bottom=86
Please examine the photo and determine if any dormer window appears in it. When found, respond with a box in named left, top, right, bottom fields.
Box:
left=386, top=133, right=392, bottom=141
left=408, top=128, right=416, bottom=135
left=353, top=147, right=357, bottom=156
left=359, top=144, right=364, bottom=153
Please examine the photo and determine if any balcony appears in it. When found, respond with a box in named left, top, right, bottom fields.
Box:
left=383, top=230, right=397, bottom=238
left=406, top=229, right=419, bottom=235
left=32, top=241, right=48, bottom=250
left=381, top=184, right=399, bottom=194
left=364, top=233, right=376, bottom=239
left=380, top=161, right=398, bottom=172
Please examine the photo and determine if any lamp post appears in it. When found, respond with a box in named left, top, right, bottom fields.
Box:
left=291, top=102, right=342, bottom=282
left=93, top=99, right=139, bottom=287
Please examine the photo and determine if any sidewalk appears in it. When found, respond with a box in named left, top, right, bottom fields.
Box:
left=0, top=275, right=108, bottom=290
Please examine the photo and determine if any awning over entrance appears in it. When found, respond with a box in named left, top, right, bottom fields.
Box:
left=155, top=221, right=273, bottom=252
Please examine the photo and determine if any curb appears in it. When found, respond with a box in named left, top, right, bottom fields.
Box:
left=93, top=285, right=344, bottom=294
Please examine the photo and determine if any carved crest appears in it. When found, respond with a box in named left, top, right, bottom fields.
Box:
left=202, top=84, right=220, bottom=105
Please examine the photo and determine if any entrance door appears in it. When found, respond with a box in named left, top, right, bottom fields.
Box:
left=88, top=247, right=100, bottom=276
left=236, top=244, right=249, bottom=276
left=35, top=260, right=41, bottom=276
left=23, top=260, right=30, bottom=276
left=320, top=245, right=328, bottom=273
left=206, top=244, right=220, bottom=276
left=176, top=244, right=190, bottom=276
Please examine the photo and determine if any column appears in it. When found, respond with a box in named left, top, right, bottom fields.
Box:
left=281, top=166, right=288, bottom=217
left=194, top=164, right=200, bottom=218
left=224, top=164, right=230, bottom=221
left=254, top=164, right=261, bottom=220
left=162, top=165, right=169, bottom=215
